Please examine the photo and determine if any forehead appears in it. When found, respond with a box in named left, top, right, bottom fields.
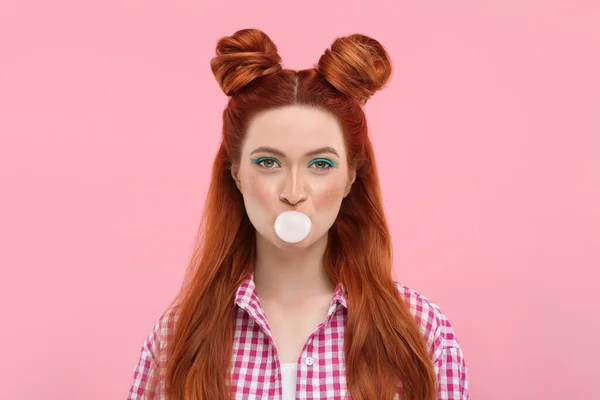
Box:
left=244, top=105, right=345, bottom=152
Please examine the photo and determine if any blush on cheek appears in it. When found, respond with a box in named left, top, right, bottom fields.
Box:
left=247, top=174, right=274, bottom=211
left=312, top=184, right=346, bottom=210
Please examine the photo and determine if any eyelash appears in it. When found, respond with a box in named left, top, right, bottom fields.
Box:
left=250, top=157, right=338, bottom=171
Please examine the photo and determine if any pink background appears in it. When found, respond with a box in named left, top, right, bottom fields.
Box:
left=1, top=1, right=598, bottom=399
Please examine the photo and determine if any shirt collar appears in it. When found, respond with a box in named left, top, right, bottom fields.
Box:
left=234, top=272, right=348, bottom=309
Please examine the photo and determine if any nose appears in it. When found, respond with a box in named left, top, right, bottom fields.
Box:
left=279, top=167, right=307, bottom=206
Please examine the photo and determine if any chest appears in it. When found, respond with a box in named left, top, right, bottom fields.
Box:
left=261, top=299, right=332, bottom=363
left=230, top=301, right=349, bottom=399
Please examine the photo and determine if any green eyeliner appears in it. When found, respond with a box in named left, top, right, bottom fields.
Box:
left=250, top=157, right=339, bottom=168
left=250, top=157, right=270, bottom=163
left=311, top=158, right=339, bottom=167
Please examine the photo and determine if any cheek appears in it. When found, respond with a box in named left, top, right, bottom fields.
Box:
left=246, top=173, right=277, bottom=209
left=312, top=180, right=347, bottom=210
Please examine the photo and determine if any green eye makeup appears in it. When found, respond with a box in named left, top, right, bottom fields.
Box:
left=250, top=157, right=339, bottom=170
left=309, top=158, right=339, bottom=168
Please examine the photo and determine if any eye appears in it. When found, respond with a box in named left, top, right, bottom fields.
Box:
left=250, top=157, right=338, bottom=171
left=309, top=158, right=337, bottom=171
left=251, top=157, right=281, bottom=169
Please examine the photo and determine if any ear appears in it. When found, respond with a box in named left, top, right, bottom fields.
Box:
left=231, top=164, right=243, bottom=193
left=344, top=169, right=356, bottom=198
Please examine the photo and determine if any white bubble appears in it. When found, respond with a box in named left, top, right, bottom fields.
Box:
left=274, top=211, right=312, bottom=243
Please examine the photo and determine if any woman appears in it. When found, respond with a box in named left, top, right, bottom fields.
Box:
left=127, top=28, right=469, bottom=400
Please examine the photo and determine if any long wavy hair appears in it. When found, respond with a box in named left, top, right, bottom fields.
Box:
left=152, top=28, right=437, bottom=399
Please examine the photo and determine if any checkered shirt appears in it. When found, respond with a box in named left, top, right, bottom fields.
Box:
left=127, top=272, right=468, bottom=399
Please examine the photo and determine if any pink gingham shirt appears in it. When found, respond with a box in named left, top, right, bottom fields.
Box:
left=128, top=272, right=469, bottom=399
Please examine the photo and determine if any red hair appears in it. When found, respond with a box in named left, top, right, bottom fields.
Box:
left=153, top=28, right=437, bottom=399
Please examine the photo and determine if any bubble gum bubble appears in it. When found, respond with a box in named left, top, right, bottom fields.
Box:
left=274, top=211, right=312, bottom=243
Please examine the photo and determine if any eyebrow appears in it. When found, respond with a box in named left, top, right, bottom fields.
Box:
left=249, top=146, right=340, bottom=158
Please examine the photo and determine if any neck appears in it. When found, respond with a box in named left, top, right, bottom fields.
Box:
left=253, top=232, right=335, bottom=303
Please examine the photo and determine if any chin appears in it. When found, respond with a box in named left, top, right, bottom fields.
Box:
left=274, top=229, right=329, bottom=251
left=275, top=235, right=312, bottom=249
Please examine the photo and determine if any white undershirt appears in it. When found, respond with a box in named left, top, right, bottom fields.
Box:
left=280, top=362, right=297, bottom=399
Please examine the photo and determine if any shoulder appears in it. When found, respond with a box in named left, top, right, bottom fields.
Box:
left=392, top=282, right=470, bottom=398
left=142, top=302, right=182, bottom=360
left=157, top=302, right=181, bottom=344
left=392, top=281, right=461, bottom=361
left=128, top=303, right=182, bottom=399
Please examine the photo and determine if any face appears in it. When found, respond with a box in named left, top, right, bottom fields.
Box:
left=232, top=105, right=356, bottom=250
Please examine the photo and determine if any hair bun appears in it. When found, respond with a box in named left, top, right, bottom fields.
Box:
left=316, top=34, right=392, bottom=105
left=210, top=28, right=282, bottom=96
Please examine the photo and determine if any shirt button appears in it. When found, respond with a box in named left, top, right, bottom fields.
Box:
left=305, top=357, right=314, bottom=366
